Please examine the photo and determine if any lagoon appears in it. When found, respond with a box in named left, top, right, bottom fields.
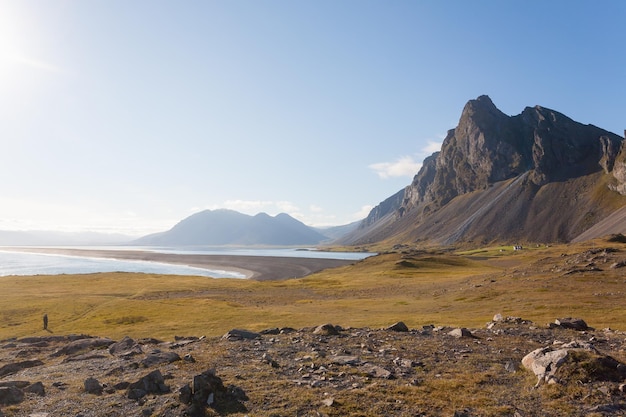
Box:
left=0, top=246, right=374, bottom=278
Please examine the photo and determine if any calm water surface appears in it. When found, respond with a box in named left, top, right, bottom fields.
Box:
left=0, top=246, right=374, bottom=278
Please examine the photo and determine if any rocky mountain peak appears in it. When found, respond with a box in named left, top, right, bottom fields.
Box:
left=343, top=96, right=626, bottom=245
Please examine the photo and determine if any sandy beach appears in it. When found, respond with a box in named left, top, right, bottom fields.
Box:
left=5, top=247, right=357, bottom=281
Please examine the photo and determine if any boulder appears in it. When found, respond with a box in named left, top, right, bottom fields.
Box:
left=386, top=322, right=409, bottom=332
left=448, top=328, right=474, bottom=338
left=140, top=350, right=181, bottom=367
left=553, top=317, right=589, bottom=331
left=50, top=338, right=114, bottom=357
left=25, top=382, right=46, bottom=396
left=84, top=377, right=103, bottom=395
left=221, top=329, right=261, bottom=341
left=522, top=347, right=569, bottom=386
left=0, top=360, right=44, bottom=377
left=0, top=381, right=30, bottom=389
left=109, top=336, right=142, bottom=357
left=521, top=340, right=625, bottom=387
left=313, top=324, right=340, bottom=336
left=0, top=386, right=24, bottom=405
left=127, top=370, right=170, bottom=400
left=179, top=369, right=248, bottom=416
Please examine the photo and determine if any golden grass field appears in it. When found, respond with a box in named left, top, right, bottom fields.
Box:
left=1, top=238, right=625, bottom=341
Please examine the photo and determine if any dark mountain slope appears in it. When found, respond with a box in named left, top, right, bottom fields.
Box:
left=340, top=96, right=626, bottom=246
left=136, top=209, right=329, bottom=246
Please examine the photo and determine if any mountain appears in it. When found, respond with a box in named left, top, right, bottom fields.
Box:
left=135, top=209, right=330, bottom=246
left=314, top=220, right=361, bottom=241
left=340, top=95, right=626, bottom=246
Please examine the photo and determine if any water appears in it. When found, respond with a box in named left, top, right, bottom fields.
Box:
left=136, top=246, right=374, bottom=260
left=0, top=246, right=375, bottom=278
left=0, top=250, right=245, bottom=278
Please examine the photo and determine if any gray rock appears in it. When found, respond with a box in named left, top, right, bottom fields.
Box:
left=127, top=370, right=169, bottom=400
left=25, top=381, right=45, bottom=396
left=50, top=338, right=114, bottom=357
left=359, top=363, right=393, bottom=379
left=522, top=346, right=569, bottom=386
left=0, top=360, right=44, bottom=377
left=221, top=329, right=261, bottom=341
left=504, top=361, right=518, bottom=373
left=141, top=351, right=181, bottom=367
left=84, top=377, right=103, bottom=395
left=62, top=353, right=107, bottom=363
left=554, top=317, right=589, bottom=331
left=448, top=328, right=474, bottom=338
left=330, top=355, right=361, bottom=366
left=0, top=386, right=24, bottom=405
left=261, top=353, right=279, bottom=368
left=313, top=324, right=339, bottom=336
left=0, top=381, right=30, bottom=389
left=109, top=336, right=142, bottom=357
left=386, top=322, right=409, bottom=332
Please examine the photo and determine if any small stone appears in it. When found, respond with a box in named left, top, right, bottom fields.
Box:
left=84, top=377, right=103, bottom=395
left=321, top=397, right=335, bottom=407
left=504, top=361, right=518, bottom=373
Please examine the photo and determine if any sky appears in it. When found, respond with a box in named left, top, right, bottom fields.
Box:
left=0, top=1, right=624, bottom=236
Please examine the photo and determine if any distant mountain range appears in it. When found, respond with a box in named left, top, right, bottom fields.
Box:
left=134, top=209, right=331, bottom=246
left=339, top=95, right=626, bottom=246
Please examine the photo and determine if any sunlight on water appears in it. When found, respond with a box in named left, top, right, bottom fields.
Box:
left=0, top=250, right=246, bottom=278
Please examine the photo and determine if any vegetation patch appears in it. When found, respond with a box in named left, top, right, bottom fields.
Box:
left=102, top=316, right=148, bottom=326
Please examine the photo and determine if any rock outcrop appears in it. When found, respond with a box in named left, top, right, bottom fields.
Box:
left=342, top=95, right=626, bottom=246
left=3, top=320, right=626, bottom=415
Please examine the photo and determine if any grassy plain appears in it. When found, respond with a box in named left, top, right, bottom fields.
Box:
left=1, top=238, right=625, bottom=341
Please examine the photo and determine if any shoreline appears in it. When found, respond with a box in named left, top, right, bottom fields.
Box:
left=3, top=247, right=357, bottom=281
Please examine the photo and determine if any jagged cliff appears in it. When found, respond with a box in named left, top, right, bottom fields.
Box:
left=342, top=96, right=626, bottom=246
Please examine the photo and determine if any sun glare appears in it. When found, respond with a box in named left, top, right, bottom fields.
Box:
left=0, top=3, right=25, bottom=82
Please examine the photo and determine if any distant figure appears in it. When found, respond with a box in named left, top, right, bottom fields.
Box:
left=43, top=314, right=48, bottom=330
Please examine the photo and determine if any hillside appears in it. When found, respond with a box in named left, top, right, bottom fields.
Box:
left=341, top=95, right=626, bottom=246
left=3, top=238, right=626, bottom=416
left=135, top=209, right=329, bottom=246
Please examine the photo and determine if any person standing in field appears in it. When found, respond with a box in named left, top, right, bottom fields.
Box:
left=43, top=314, right=48, bottom=330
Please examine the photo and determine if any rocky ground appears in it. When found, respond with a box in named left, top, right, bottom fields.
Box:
left=2, top=317, right=626, bottom=417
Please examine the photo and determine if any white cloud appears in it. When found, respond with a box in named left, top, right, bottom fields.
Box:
left=369, top=156, right=422, bottom=179
left=369, top=140, right=443, bottom=179
left=424, top=139, right=442, bottom=153
left=309, top=205, right=323, bottom=213
left=354, top=204, right=373, bottom=220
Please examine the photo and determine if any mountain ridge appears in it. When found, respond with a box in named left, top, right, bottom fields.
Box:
left=135, top=209, right=330, bottom=246
left=341, top=95, right=626, bottom=246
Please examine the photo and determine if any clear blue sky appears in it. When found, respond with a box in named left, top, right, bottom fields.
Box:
left=0, top=1, right=624, bottom=235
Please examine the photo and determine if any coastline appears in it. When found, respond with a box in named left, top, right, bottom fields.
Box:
left=4, top=247, right=357, bottom=281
